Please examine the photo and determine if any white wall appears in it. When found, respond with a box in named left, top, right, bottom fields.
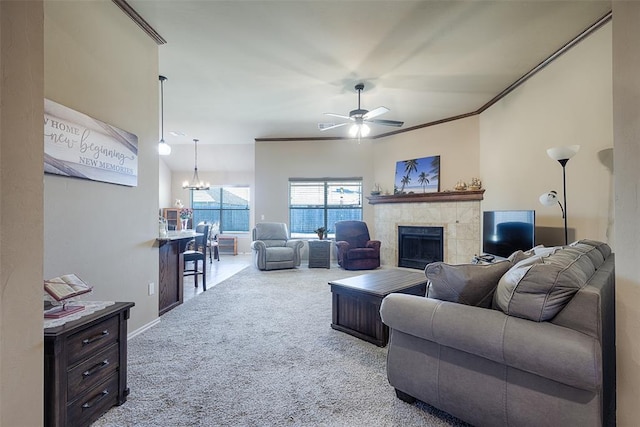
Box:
left=43, top=1, right=159, bottom=332
left=254, top=139, right=376, bottom=229
left=372, top=116, right=480, bottom=194
left=0, top=2, right=45, bottom=426
left=159, top=157, right=172, bottom=212
left=612, top=3, right=640, bottom=425
left=479, top=23, right=613, bottom=246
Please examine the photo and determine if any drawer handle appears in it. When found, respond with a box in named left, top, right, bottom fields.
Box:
left=82, top=359, right=110, bottom=377
left=82, top=330, right=109, bottom=346
left=82, top=389, right=109, bottom=409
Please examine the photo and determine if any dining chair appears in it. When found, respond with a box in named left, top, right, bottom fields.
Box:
left=208, top=222, right=220, bottom=263
left=183, top=223, right=210, bottom=291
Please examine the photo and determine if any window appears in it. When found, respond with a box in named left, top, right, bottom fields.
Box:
left=289, top=178, right=362, bottom=238
left=191, top=186, right=250, bottom=233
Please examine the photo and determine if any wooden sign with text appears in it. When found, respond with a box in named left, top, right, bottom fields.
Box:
left=44, top=99, right=138, bottom=186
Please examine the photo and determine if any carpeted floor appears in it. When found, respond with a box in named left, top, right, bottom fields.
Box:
left=92, top=265, right=469, bottom=427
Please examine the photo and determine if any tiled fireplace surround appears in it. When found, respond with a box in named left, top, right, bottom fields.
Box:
left=371, top=194, right=482, bottom=266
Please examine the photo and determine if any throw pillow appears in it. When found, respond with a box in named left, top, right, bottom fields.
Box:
left=493, top=255, right=545, bottom=312
left=493, top=247, right=596, bottom=322
left=425, top=261, right=512, bottom=308
left=507, top=250, right=529, bottom=264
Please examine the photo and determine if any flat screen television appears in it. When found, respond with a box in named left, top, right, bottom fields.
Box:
left=482, top=210, right=535, bottom=258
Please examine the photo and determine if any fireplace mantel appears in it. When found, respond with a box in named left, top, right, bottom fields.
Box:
left=367, top=189, right=485, bottom=204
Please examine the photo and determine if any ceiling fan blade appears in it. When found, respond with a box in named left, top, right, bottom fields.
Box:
left=365, top=118, right=404, bottom=127
left=318, top=122, right=349, bottom=131
left=324, top=113, right=353, bottom=120
left=363, top=106, right=389, bottom=120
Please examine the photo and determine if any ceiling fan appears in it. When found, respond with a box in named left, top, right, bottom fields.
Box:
left=319, top=83, right=404, bottom=138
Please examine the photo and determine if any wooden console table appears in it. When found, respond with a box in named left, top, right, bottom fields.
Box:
left=218, top=235, right=238, bottom=255
left=44, top=302, right=134, bottom=427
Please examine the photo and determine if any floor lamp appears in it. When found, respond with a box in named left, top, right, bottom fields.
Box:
left=539, top=145, right=580, bottom=245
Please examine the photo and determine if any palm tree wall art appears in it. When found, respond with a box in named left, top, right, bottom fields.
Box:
left=394, top=155, right=440, bottom=194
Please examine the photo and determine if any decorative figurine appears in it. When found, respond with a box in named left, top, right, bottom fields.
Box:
left=454, top=180, right=467, bottom=191
left=469, top=177, right=482, bottom=190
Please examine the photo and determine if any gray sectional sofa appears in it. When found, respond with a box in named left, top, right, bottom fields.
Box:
left=380, top=240, right=615, bottom=427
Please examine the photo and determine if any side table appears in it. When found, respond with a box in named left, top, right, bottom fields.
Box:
left=308, top=239, right=331, bottom=268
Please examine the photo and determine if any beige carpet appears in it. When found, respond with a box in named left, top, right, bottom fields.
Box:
left=92, top=265, right=469, bottom=427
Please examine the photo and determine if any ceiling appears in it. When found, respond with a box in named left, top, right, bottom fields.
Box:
left=127, top=0, right=611, bottom=168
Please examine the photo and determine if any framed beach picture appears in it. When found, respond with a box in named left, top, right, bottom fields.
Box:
left=394, top=155, right=440, bottom=194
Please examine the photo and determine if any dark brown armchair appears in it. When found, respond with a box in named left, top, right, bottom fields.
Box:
left=334, top=220, right=381, bottom=270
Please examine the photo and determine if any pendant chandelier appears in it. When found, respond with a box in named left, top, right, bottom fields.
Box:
left=158, top=75, right=171, bottom=156
left=182, top=139, right=210, bottom=190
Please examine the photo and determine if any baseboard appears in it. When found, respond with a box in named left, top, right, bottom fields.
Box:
left=128, top=317, right=161, bottom=340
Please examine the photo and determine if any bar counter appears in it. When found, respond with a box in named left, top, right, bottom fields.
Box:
left=157, top=230, right=202, bottom=315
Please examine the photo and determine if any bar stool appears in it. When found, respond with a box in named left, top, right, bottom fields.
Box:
left=183, top=223, right=209, bottom=291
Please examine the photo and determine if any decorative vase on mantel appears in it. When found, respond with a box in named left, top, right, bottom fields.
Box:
left=181, top=218, right=189, bottom=230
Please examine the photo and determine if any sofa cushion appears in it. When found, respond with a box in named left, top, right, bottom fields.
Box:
left=346, top=247, right=379, bottom=260
left=494, top=247, right=597, bottom=321
left=576, top=238, right=612, bottom=259
left=425, top=261, right=512, bottom=308
left=262, top=239, right=286, bottom=248
left=265, top=246, right=294, bottom=262
left=570, top=241, right=611, bottom=270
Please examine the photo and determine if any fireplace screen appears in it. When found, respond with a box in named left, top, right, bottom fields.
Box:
left=398, top=226, right=444, bottom=269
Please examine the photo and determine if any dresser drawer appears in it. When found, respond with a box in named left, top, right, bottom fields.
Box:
left=67, top=375, right=119, bottom=427
left=67, top=343, right=119, bottom=401
left=67, top=315, right=119, bottom=365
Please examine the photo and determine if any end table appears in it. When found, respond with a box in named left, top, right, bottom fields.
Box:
left=308, top=239, right=331, bottom=268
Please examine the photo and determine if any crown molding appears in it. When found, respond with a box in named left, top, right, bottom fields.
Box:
left=112, top=0, right=167, bottom=45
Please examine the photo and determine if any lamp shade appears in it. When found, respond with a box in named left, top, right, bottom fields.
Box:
left=547, top=145, right=580, bottom=161
left=158, top=140, right=171, bottom=155
left=349, top=123, right=370, bottom=138
left=539, top=190, right=559, bottom=206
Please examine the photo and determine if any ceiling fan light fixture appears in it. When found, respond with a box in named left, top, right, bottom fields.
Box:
left=349, top=121, right=370, bottom=139
left=321, top=83, right=402, bottom=137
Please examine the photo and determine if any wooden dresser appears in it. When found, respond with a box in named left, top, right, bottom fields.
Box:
left=44, top=302, right=135, bottom=427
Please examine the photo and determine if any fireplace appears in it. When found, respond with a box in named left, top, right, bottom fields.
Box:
left=398, top=226, right=444, bottom=270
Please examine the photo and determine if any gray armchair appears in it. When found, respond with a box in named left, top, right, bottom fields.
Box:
left=251, top=222, right=303, bottom=271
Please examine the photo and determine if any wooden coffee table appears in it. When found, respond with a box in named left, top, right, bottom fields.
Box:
left=328, top=269, right=427, bottom=347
